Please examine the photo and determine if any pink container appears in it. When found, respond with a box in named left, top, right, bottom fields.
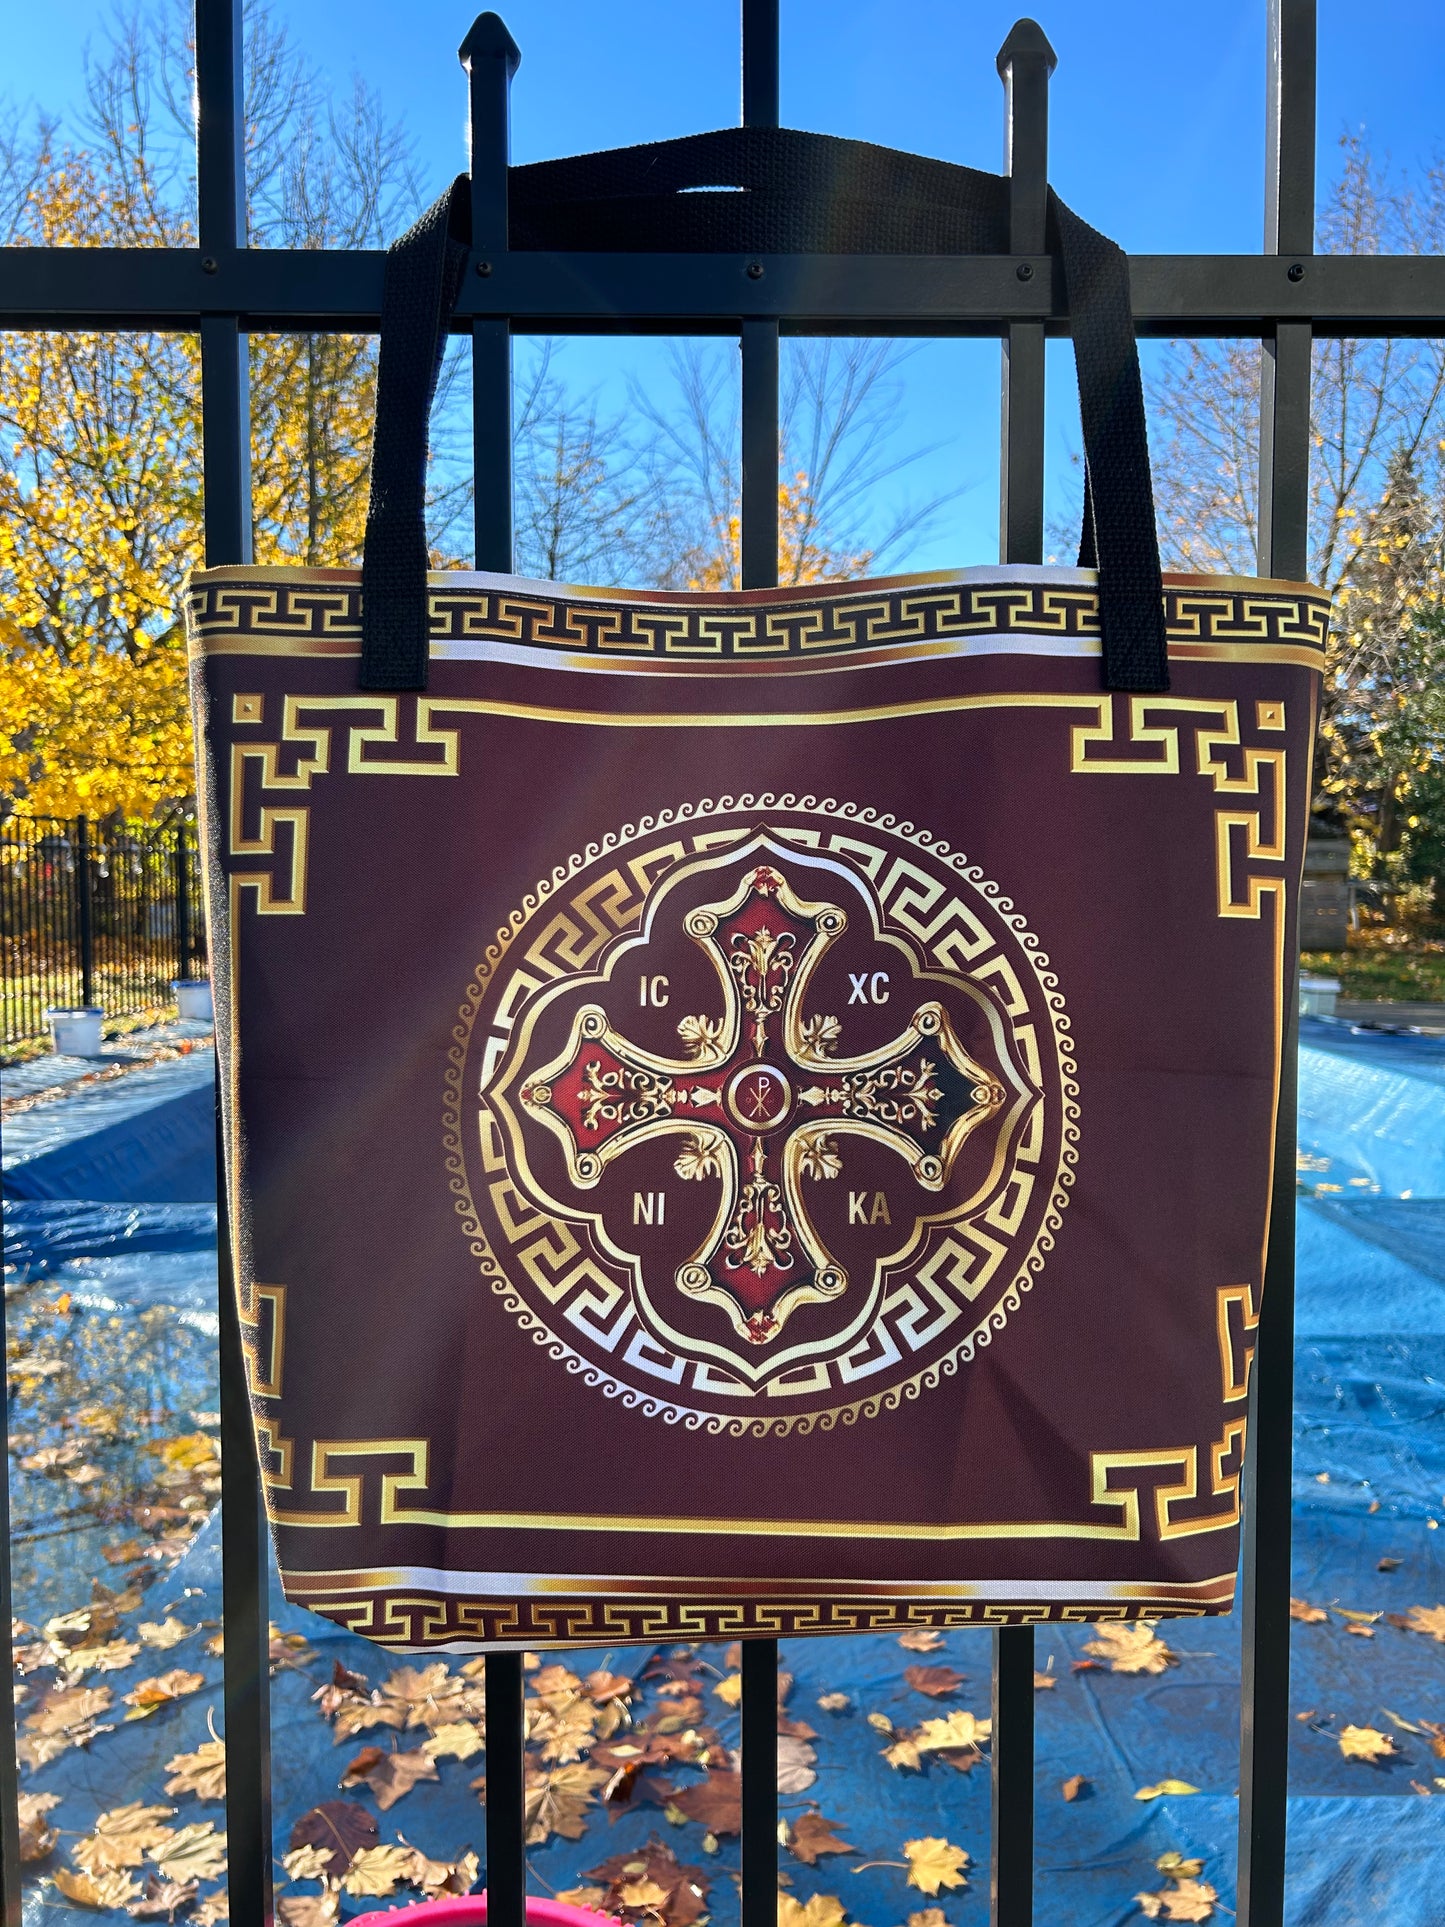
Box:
left=381, top=1897, right=613, bottom=1927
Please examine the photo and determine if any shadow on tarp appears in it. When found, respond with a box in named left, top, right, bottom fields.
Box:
left=11, top=1020, right=1445, bottom=1923
left=2, top=1053, right=217, bottom=1206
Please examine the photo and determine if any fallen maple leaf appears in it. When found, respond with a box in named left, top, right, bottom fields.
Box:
left=138, top=1620, right=196, bottom=1650
left=882, top=1733, right=923, bottom=1772
left=25, top=1684, right=114, bottom=1735
left=1083, top=1623, right=1178, bottom=1675
left=341, top=1845, right=413, bottom=1898
left=897, top=1629, right=944, bottom=1653
left=906, top=1912, right=948, bottom=1927
left=777, top=1733, right=817, bottom=1794
left=786, top=1814, right=855, bottom=1866
left=152, top=1824, right=227, bottom=1885
left=53, top=1867, right=144, bottom=1910
left=1033, top=1671, right=1056, bottom=1690
left=587, top=1836, right=711, bottom=1927
left=277, top=1887, right=339, bottom=1927
left=1156, top=1853, right=1205, bottom=1880
left=816, top=1692, right=850, bottom=1713
left=280, top=1846, right=335, bottom=1882
left=18, top=1791, right=61, bottom=1862
left=61, top=1638, right=142, bottom=1677
left=396, top=1845, right=478, bottom=1897
left=287, top=1803, right=377, bottom=1874
left=1135, top=1877, right=1218, bottom=1920
left=126, top=1874, right=199, bottom=1921
left=915, top=1710, right=991, bottom=1754
left=556, top=1890, right=607, bottom=1912
left=1061, top=1775, right=1088, bottom=1801
left=903, top=1836, right=970, bottom=1895
left=667, top=1769, right=742, bottom=1835
left=359, top=1748, right=439, bottom=1810
left=776, top=1896, right=848, bottom=1927
left=193, top=1891, right=227, bottom=1927
left=1338, top=1725, right=1398, bottom=1763
left=904, top=1665, right=965, bottom=1698
left=422, top=1719, right=484, bottom=1761
left=1134, top=1779, right=1201, bottom=1800
left=517, top=1762, right=610, bottom=1845
left=1404, top=1605, right=1445, bottom=1642
left=124, top=1671, right=206, bottom=1718
left=73, top=1804, right=177, bottom=1873
left=712, top=1673, right=742, bottom=1706
left=1289, top=1598, right=1328, bottom=1624
left=165, top=1741, right=227, bottom=1802
left=585, top=1670, right=633, bottom=1705
left=618, top=1878, right=669, bottom=1907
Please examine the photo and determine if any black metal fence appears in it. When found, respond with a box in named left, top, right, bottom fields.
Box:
left=0, top=816, right=204, bottom=1049
left=1, top=1, right=1440, bottom=1925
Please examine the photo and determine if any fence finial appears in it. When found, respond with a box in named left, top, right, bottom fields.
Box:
left=458, top=11, right=522, bottom=76
left=996, top=17, right=1058, bottom=77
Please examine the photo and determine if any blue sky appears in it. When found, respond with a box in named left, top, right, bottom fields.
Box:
left=5, top=0, right=1444, bottom=570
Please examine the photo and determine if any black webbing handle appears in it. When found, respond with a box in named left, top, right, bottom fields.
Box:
left=360, top=177, right=470, bottom=691
left=360, top=129, right=1168, bottom=693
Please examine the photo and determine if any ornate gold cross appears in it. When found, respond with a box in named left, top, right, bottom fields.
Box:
left=518, top=861, right=1005, bottom=1345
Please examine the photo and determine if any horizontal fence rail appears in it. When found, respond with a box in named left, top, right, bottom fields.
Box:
left=0, top=816, right=205, bottom=1048
left=2, top=248, right=1444, bottom=336
left=0, top=2, right=1438, bottom=1927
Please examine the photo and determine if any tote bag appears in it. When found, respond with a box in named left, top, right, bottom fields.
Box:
left=189, top=133, right=1326, bottom=1650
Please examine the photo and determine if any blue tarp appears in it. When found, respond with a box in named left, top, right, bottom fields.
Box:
left=3, top=1053, right=217, bottom=1205
left=6, top=1018, right=1445, bottom=1924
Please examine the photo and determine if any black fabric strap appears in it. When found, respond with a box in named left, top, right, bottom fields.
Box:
left=360, top=130, right=1169, bottom=693
left=1049, top=193, right=1168, bottom=692
left=360, top=177, right=470, bottom=691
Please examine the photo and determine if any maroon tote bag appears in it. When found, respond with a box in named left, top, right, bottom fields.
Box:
left=189, top=141, right=1325, bottom=1650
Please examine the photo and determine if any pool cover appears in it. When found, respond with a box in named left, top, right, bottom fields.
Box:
left=5, top=1016, right=1445, bottom=1925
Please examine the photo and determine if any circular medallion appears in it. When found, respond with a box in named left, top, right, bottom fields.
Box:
left=445, top=796, right=1077, bottom=1435
left=725, top=1062, right=793, bottom=1134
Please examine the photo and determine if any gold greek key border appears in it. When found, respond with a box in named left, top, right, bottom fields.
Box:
left=187, top=565, right=1329, bottom=669
left=267, top=1574, right=1236, bottom=1647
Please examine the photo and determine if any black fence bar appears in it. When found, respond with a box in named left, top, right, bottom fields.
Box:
left=195, top=5, right=274, bottom=1926
left=990, top=33, right=1052, bottom=1915
left=464, top=13, right=520, bottom=576
left=738, top=3, right=781, bottom=1919
left=1237, top=4, right=1316, bottom=1923
left=461, top=16, right=531, bottom=1924
left=8, top=249, right=1445, bottom=338
left=74, top=815, right=94, bottom=1010
left=484, top=1654, right=527, bottom=1927
left=177, top=833, right=192, bottom=986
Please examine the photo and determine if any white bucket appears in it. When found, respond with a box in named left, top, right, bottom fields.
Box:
left=172, top=979, right=214, bottom=1023
left=1299, top=973, right=1341, bottom=1019
left=45, top=1007, right=105, bottom=1058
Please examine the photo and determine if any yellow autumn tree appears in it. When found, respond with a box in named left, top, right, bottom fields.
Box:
left=0, top=9, right=409, bottom=823
left=686, top=473, right=874, bottom=590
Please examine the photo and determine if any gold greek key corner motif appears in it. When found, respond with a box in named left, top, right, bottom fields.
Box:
left=1070, top=697, right=1288, bottom=920
left=239, top=1282, right=287, bottom=1399
left=266, top=1439, right=432, bottom=1530
left=1089, top=1438, right=1245, bottom=1542
left=1216, top=1282, right=1260, bottom=1403
left=226, top=695, right=465, bottom=921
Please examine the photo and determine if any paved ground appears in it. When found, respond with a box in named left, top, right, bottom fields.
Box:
left=1335, top=998, right=1445, bottom=1032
